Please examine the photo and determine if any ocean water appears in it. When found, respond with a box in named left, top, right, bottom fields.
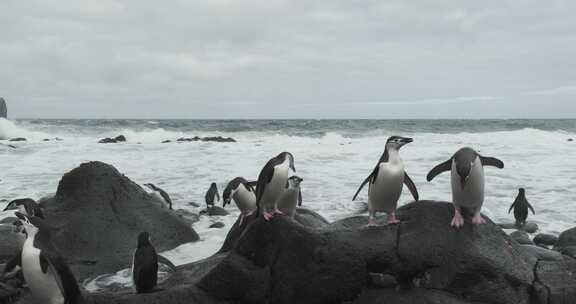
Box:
left=1, top=118, right=576, bottom=289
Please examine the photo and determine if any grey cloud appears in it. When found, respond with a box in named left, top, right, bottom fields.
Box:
left=1, top=0, right=575, bottom=118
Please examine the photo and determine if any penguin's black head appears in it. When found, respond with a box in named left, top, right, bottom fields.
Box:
left=14, top=212, right=50, bottom=238
left=138, top=232, right=152, bottom=248
left=454, top=147, right=479, bottom=188
left=223, top=177, right=246, bottom=206
left=210, top=182, right=218, bottom=190
left=286, top=175, right=303, bottom=188
left=278, top=152, right=296, bottom=172
left=386, top=136, right=413, bottom=150
left=519, top=188, right=526, bottom=195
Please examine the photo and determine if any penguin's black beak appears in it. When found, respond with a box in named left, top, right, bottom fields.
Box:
left=290, top=160, right=296, bottom=172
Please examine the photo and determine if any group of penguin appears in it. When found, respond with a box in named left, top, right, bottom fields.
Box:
left=2, top=135, right=537, bottom=304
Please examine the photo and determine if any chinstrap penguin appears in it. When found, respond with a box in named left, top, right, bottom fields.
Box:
left=508, top=188, right=535, bottom=227
left=276, top=176, right=303, bottom=218
left=3, top=198, right=44, bottom=218
left=427, top=147, right=504, bottom=228
left=256, top=152, right=296, bottom=221
left=352, top=136, right=419, bottom=226
left=132, top=232, right=158, bottom=294
left=223, top=177, right=257, bottom=225
left=15, top=212, right=83, bottom=304
left=143, top=183, right=173, bottom=210
left=205, top=182, right=220, bottom=208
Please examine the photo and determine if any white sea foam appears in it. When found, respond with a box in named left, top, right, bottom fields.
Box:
left=1, top=119, right=575, bottom=291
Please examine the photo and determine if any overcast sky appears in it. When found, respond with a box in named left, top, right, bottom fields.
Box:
left=1, top=0, right=576, bottom=119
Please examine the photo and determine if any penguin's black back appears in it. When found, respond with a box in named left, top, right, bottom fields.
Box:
left=133, top=243, right=158, bottom=293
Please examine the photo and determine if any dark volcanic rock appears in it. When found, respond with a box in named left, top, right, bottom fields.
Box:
left=293, top=208, right=330, bottom=228
left=0, top=226, right=24, bottom=263
left=534, top=234, right=559, bottom=247
left=200, top=206, right=229, bottom=216
left=557, top=246, right=576, bottom=259
left=355, top=288, right=474, bottom=304
left=173, top=209, right=200, bottom=225
left=209, top=222, right=225, bottom=229
left=499, top=222, right=539, bottom=233
left=532, top=258, right=576, bottom=304
left=162, top=140, right=172, bottom=143
left=520, top=245, right=564, bottom=261
left=206, top=201, right=534, bottom=304
left=42, top=161, right=198, bottom=280
left=98, top=135, right=126, bottom=144
left=176, top=136, right=236, bottom=143
left=395, top=202, right=533, bottom=304
left=511, top=230, right=534, bottom=245
left=77, top=254, right=230, bottom=304
left=0, top=97, right=6, bottom=118
left=8, top=138, right=26, bottom=142
left=555, top=227, right=576, bottom=249
left=202, top=216, right=367, bottom=304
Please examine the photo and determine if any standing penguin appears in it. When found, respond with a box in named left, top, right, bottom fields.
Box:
left=15, top=213, right=82, bottom=304
left=276, top=176, right=304, bottom=218
left=3, top=198, right=44, bottom=218
left=256, top=152, right=296, bottom=220
left=508, top=188, right=535, bottom=227
left=427, top=147, right=504, bottom=228
left=223, top=177, right=257, bottom=224
left=132, top=232, right=158, bottom=294
left=352, top=136, right=419, bottom=226
left=143, top=183, right=173, bottom=210
left=205, top=183, right=220, bottom=208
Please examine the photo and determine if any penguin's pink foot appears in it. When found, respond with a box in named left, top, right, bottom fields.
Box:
left=450, top=209, right=465, bottom=228
left=273, top=208, right=284, bottom=215
left=366, top=218, right=378, bottom=227
left=386, top=213, right=400, bottom=225
left=263, top=212, right=274, bottom=221
left=471, top=213, right=486, bottom=225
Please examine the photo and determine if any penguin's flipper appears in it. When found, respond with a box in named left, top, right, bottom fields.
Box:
left=159, top=190, right=173, bottom=210
left=2, top=202, right=15, bottom=211
left=404, top=172, right=419, bottom=201
left=480, top=156, right=504, bottom=169
left=527, top=201, right=536, bottom=215
left=298, top=188, right=303, bottom=206
left=426, top=159, right=452, bottom=182
left=352, top=168, right=376, bottom=201
left=157, top=255, right=177, bottom=271
left=508, top=201, right=516, bottom=214
left=40, top=252, right=82, bottom=302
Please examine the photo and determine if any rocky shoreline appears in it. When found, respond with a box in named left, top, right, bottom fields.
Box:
left=2, top=162, right=576, bottom=304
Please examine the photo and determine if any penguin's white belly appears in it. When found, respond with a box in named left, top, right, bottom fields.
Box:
left=261, top=166, right=289, bottom=210
left=451, top=159, right=485, bottom=210
left=276, top=189, right=299, bottom=217
left=22, top=239, right=64, bottom=304
left=368, top=163, right=404, bottom=213
left=234, top=187, right=257, bottom=214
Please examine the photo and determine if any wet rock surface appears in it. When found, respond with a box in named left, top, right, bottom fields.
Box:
left=40, top=161, right=199, bottom=280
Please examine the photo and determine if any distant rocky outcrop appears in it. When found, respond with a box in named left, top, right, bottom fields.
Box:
left=8, top=138, right=26, bottom=142
left=176, top=136, right=236, bottom=143
left=0, top=97, right=6, bottom=118
left=98, top=135, right=126, bottom=143
left=37, top=161, right=199, bottom=280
